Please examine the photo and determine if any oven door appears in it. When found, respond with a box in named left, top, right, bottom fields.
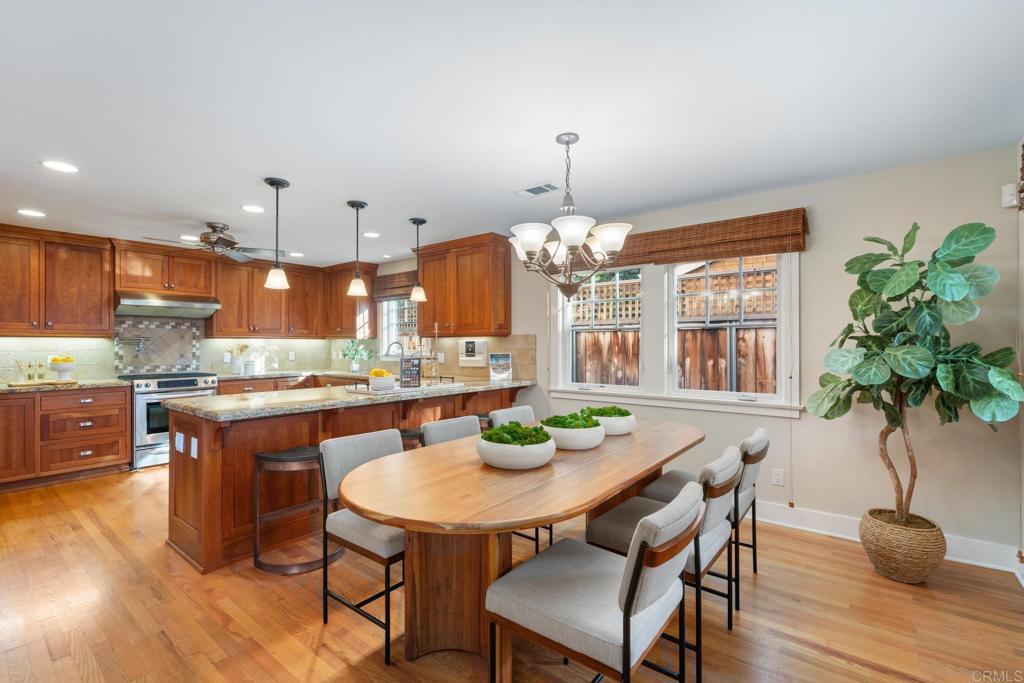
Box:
left=134, top=390, right=216, bottom=449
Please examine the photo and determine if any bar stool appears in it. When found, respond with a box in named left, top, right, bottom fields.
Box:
left=399, top=428, right=422, bottom=450
left=253, top=445, right=343, bottom=575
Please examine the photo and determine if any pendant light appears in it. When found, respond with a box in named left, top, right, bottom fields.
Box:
left=346, top=200, right=369, bottom=296
left=409, top=217, right=427, bottom=303
left=263, top=177, right=290, bottom=290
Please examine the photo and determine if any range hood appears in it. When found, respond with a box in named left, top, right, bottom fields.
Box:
left=115, top=292, right=221, bottom=319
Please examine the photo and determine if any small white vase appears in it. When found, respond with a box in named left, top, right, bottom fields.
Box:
left=594, top=414, right=637, bottom=436
left=476, top=438, right=556, bottom=470
left=350, top=361, right=361, bottom=372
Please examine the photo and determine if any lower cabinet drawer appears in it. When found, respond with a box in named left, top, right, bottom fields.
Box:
left=218, top=379, right=277, bottom=395
left=40, top=435, right=129, bottom=472
left=40, top=388, right=127, bottom=412
left=40, top=408, right=127, bottom=441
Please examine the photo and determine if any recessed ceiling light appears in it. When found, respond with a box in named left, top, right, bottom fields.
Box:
left=17, top=208, right=45, bottom=217
left=40, top=160, right=79, bottom=173
left=362, top=232, right=380, bottom=238
left=288, top=252, right=304, bottom=257
left=382, top=254, right=391, bottom=259
left=179, top=234, right=200, bottom=242
left=241, top=205, right=264, bottom=213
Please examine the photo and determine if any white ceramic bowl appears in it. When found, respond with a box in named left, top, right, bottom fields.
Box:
left=476, top=438, right=556, bottom=470
left=369, top=375, right=396, bottom=391
left=541, top=423, right=606, bottom=450
left=48, top=362, right=76, bottom=380
left=594, top=414, right=637, bottom=436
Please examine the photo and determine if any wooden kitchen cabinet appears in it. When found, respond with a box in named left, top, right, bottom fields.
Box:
left=251, top=266, right=287, bottom=336
left=217, top=378, right=278, bottom=395
left=0, top=234, right=42, bottom=334
left=208, top=261, right=322, bottom=338
left=0, top=396, right=38, bottom=483
left=415, top=233, right=510, bottom=337
left=324, top=262, right=377, bottom=339
left=209, top=261, right=253, bottom=336
left=113, top=240, right=215, bottom=296
left=285, top=268, right=322, bottom=337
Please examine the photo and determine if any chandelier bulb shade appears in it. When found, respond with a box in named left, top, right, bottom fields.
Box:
left=591, top=222, right=633, bottom=255
left=409, top=217, right=428, bottom=303
left=510, top=223, right=551, bottom=256
left=508, top=236, right=527, bottom=261
left=264, top=266, right=290, bottom=290
left=347, top=273, right=368, bottom=297
left=409, top=284, right=427, bottom=303
left=263, top=177, right=291, bottom=290
left=551, top=214, right=596, bottom=248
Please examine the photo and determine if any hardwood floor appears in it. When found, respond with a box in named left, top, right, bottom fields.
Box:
left=0, top=467, right=1021, bottom=682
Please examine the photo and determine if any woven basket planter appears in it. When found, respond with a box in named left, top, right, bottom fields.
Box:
left=858, top=508, right=946, bottom=584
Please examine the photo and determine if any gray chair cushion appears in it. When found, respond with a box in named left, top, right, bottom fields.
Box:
left=485, top=539, right=681, bottom=672
left=320, top=429, right=404, bottom=501
left=325, top=508, right=404, bottom=559
left=738, top=428, right=769, bottom=493
left=420, top=415, right=481, bottom=446
left=728, top=486, right=755, bottom=523
left=488, top=405, right=536, bottom=427
left=640, top=469, right=698, bottom=504
left=685, top=518, right=732, bottom=575
left=700, top=446, right=742, bottom=535
left=586, top=497, right=665, bottom=554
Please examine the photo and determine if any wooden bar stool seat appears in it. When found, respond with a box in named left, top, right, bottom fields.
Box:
left=253, top=445, right=343, bottom=575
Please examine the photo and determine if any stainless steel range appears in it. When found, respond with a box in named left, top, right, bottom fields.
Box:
left=120, top=372, right=218, bottom=469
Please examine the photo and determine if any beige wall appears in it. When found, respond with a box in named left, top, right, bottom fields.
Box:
left=515, top=145, right=1021, bottom=549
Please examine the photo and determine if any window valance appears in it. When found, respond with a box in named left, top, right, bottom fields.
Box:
left=373, top=270, right=418, bottom=301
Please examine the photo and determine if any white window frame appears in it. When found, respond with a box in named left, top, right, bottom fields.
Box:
left=378, top=299, right=418, bottom=360
left=550, top=254, right=801, bottom=419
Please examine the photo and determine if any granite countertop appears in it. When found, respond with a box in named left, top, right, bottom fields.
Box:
left=217, top=369, right=369, bottom=381
left=165, top=379, right=536, bottom=422
left=0, top=378, right=131, bottom=395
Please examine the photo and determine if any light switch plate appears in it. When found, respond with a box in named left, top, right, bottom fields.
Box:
left=288, top=351, right=296, bottom=361
left=190, top=437, right=199, bottom=459
left=436, top=352, right=444, bottom=363
left=174, top=432, right=184, bottom=453
left=223, top=352, right=231, bottom=364
left=771, top=468, right=785, bottom=486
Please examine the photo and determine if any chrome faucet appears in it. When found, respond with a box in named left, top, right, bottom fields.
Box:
left=384, top=342, right=405, bottom=359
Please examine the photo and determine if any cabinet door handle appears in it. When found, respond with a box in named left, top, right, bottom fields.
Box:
left=243, top=386, right=254, bottom=392
left=79, top=398, right=94, bottom=404
left=46, top=321, right=53, bottom=327
left=162, top=282, right=169, bottom=289
left=31, top=321, right=38, bottom=327
left=78, top=421, right=94, bottom=428
left=78, top=450, right=94, bottom=457
left=253, top=326, right=259, bottom=331
left=168, top=283, right=176, bottom=289
left=288, top=326, right=294, bottom=332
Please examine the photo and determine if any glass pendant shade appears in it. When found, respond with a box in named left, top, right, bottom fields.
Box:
left=550, top=214, right=596, bottom=248
left=584, top=236, right=607, bottom=261
left=409, top=283, right=427, bottom=302
left=264, top=266, right=290, bottom=290
left=510, top=223, right=551, bottom=254
left=591, top=222, right=633, bottom=254
left=508, top=236, right=527, bottom=262
left=544, top=240, right=568, bottom=266
left=347, top=274, right=368, bottom=297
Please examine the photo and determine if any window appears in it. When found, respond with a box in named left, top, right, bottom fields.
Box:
left=378, top=299, right=419, bottom=356
left=568, top=267, right=642, bottom=387
left=673, top=255, right=778, bottom=395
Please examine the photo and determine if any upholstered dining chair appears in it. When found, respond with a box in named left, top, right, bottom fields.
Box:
left=486, top=482, right=705, bottom=683
left=319, top=429, right=406, bottom=664
left=587, top=446, right=742, bottom=682
left=420, top=414, right=481, bottom=446
left=488, top=405, right=554, bottom=554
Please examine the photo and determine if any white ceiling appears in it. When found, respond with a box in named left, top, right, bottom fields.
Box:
left=1, top=1, right=1021, bottom=266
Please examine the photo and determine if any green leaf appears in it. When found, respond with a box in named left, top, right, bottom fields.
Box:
left=901, top=222, right=920, bottom=256
left=848, top=289, right=880, bottom=321
left=871, top=310, right=903, bottom=335
left=823, top=392, right=853, bottom=419
left=955, top=263, right=999, bottom=299
left=970, top=394, right=1019, bottom=423
left=934, top=223, right=996, bottom=260
left=905, top=381, right=930, bottom=407
left=824, top=347, right=866, bottom=374
left=935, top=393, right=960, bottom=424
left=829, top=323, right=855, bottom=348
left=818, top=372, right=842, bottom=387
left=807, top=383, right=844, bottom=417
left=865, top=268, right=897, bottom=294
left=863, top=236, right=899, bottom=257
left=851, top=355, right=891, bottom=385
left=881, top=262, right=921, bottom=297
left=943, top=342, right=982, bottom=360
left=988, top=366, right=1024, bottom=401
left=952, top=363, right=992, bottom=400
left=882, top=401, right=902, bottom=428
left=881, top=345, right=935, bottom=379
left=926, top=261, right=970, bottom=301
left=936, top=298, right=980, bottom=325
left=844, top=253, right=892, bottom=274
left=935, top=364, right=956, bottom=393
left=980, top=347, right=1015, bottom=368
left=904, top=302, right=942, bottom=336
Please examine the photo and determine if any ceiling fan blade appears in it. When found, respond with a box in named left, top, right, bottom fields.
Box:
left=224, top=249, right=253, bottom=263
left=237, top=247, right=285, bottom=258
left=142, top=237, right=203, bottom=248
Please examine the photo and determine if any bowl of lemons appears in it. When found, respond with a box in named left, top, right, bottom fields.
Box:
left=48, top=355, right=77, bottom=380
left=368, top=368, right=396, bottom=391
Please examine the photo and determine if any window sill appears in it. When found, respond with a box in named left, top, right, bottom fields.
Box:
left=549, top=387, right=803, bottom=419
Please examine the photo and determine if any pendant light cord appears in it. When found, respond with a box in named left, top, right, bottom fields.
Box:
left=354, top=206, right=360, bottom=277
left=273, top=186, right=281, bottom=268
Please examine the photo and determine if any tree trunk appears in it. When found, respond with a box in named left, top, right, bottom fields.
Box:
left=878, top=423, right=906, bottom=522
left=898, top=396, right=917, bottom=521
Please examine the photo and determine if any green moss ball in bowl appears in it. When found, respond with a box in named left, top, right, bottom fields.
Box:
left=477, top=422, right=556, bottom=470
left=582, top=406, right=637, bottom=435
left=540, top=412, right=606, bottom=450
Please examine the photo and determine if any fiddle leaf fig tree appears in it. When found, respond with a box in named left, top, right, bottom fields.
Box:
left=808, top=222, right=1022, bottom=524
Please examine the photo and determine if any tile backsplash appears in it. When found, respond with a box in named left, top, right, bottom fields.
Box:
left=114, top=317, right=201, bottom=373
left=331, top=335, right=536, bottom=381
left=0, top=337, right=116, bottom=382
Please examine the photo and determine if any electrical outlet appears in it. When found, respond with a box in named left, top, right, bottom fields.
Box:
left=287, top=351, right=295, bottom=361
left=436, top=352, right=445, bottom=363
left=771, top=468, right=785, bottom=487
left=331, top=351, right=338, bottom=360
left=223, top=352, right=231, bottom=364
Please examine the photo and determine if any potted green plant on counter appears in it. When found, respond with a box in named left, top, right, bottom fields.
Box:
left=808, top=221, right=1023, bottom=583
left=341, top=340, right=371, bottom=372
left=476, top=422, right=556, bottom=470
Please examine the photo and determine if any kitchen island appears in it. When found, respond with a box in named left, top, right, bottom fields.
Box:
left=164, top=379, right=533, bottom=572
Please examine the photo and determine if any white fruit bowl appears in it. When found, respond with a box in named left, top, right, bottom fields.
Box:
left=48, top=362, right=76, bottom=381
left=369, top=376, right=396, bottom=391
left=476, top=438, right=556, bottom=470
left=594, top=414, right=637, bottom=436
left=541, top=424, right=606, bottom=450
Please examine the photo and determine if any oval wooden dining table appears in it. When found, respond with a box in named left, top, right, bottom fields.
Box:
left=339, top=418, right=704, bottom=681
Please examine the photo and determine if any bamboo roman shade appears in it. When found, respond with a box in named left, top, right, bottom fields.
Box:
left=373, top=270, right=417, bottom=301
left=613, top=207, right=808, bottom=266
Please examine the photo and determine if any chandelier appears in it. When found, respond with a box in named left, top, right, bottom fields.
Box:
left=509, top=132, right=633, bottom=298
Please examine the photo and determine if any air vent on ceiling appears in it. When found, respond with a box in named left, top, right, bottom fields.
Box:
left=515, top=182, right=559, bottom=198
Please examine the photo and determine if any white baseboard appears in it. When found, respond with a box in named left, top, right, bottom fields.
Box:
left=755, top=500, right=1021, bottom=576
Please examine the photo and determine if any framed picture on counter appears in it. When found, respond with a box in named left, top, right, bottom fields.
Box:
left=489, top=352, right=512, bottom=381
left=400, top=357, right=422, bottom=387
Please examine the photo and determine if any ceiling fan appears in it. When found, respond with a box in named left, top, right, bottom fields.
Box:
left=143, top=222, right=283, bottom=263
